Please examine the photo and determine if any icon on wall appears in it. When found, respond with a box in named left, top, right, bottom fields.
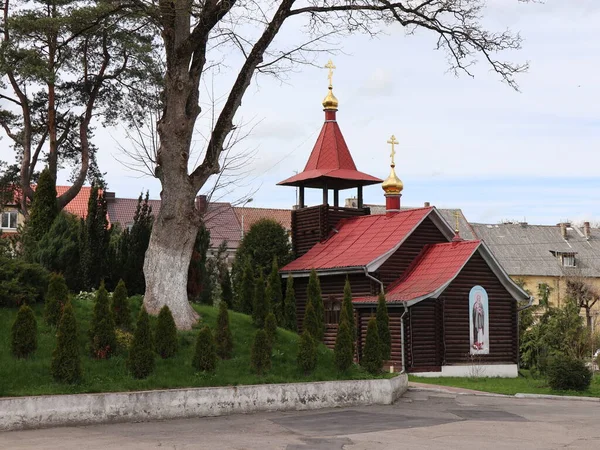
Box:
left=469, top=285, right=489, bottom=355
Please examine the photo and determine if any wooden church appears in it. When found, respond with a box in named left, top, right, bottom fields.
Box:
left=279, top=62, right=532, bottom=377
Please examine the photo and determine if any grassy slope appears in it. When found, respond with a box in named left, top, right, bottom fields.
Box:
left=0, top=298, right=381, bottom=397
left=409, top=373, right=600, bottom=397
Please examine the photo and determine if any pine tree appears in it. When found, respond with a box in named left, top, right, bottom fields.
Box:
left=266, top=257, right=283, bottom=324
left=11, top=304, right=38, bottom=358
left=27, top=168, right=58, bottom=242
left=155, top=305, right=178, bottom=359
left=264, top=312, right=277, bottom=349
left=250, top=329, right=271, bottom=375
left=124, top=192, right=153, bottom=295
left=90, top=282, right=116, bottom=359
left=334, top=318, right=354, bottom=372
left=44, top=273, right=69, bottom=327
left=361, top=316, right=382, bottom=374
left=127, top=308, right=155, bottom=379
left=341, top=278, right=356, bottom=347
left=111, top=279, right=132, bottom=330
left=238, top=259, right=254, bottom=314
left=220, top=268, right=234, bottom=309
left=51, top=302, right=82, bottom=383
left=307, top=269, right=324, bottom=340
left=283, top=276, right=297, bottom=332
left=216, top=301, right=233, bottom=359
left=297, top=330, right=317, bottom=375
left=192, top=326, right=217, bottom=372
left=376, top=292, right=391, bottom=361
left=303, top=300, right=320, bottom=341
left=252, top=273, right=267, bottom=328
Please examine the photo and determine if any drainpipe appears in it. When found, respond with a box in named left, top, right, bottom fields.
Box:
left=517, top=295, right=535, bottom=312
left=400, top=302, right=408, bottom=374
left=363, top=267, right=384, bottom=294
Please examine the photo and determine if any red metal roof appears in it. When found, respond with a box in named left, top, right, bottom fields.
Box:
left=278, top=112, right=381, bottom=188
left=354, top=240, right=481, bottom=304
left=281, top=207, right=433, bottom=272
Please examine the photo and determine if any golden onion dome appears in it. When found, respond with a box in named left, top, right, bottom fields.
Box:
left=382, top=164, right=404, bottom=195
left=322, top=86, right=339, bottom=110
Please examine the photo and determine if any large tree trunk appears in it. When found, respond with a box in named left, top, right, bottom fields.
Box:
left=143, top=175, right=199, bottom=329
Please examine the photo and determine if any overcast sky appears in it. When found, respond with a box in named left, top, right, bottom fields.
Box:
left=26, top=0, right=600, bottom=225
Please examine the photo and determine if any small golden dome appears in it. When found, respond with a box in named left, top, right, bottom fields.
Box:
left=322, top=86, right=339, bottom=110
left=382, top=164, right=403, bottom=195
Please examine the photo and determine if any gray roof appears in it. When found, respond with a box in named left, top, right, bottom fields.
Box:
left=470, top=223, right=600, bottom=277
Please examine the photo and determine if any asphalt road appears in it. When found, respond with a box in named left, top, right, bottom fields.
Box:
left=2, top=389, right=600, bottom=449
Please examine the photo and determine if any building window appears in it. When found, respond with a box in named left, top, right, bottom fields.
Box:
left=1, top=211, right=17, bottom=230
left=562, top=254, right=576, bottom=267
left=324, top=295, right=341, bottom=325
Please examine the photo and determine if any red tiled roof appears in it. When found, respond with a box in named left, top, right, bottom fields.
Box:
left=278, top=114, right=381, bottom=189
left=354, top=240, right=481, bottom=304
left=233, top=207, right=292, bottom=233
left=56, top=186, right=94, bottom=218
left=281, top=207, right=433, bottom=272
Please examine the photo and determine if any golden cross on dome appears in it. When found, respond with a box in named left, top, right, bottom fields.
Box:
left=453, top=210, right=461, bottom=233
left=387, top=135, right=399, bottom=166
left=325, top=59, right=336, bottom=87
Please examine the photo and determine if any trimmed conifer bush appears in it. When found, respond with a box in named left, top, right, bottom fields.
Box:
left=11, top=304, right=38, bottom=358
left=155, top=305, right=178, bottom=359
left=192, top=326, right=217, bottom=372
left=264, top=312, right=277, bottom=349
left=303, top=300, right=320, bottom=341
left=238, top=260, right=255, bottom=315
left=307, top=269, right=324, bottom=340
left=220, top=269, right=234, bottom=309
left=266, top=257, right=283, bottom=324
left=216, top=301, right=233, bottom=359
left=44, top=273, right=69, bottom=327
left=127, top=308, right=155, bottom=379
left=51, top=302, right=82, bottom=383
left=547, top=355, right=592, bottom=391
left=376, top=292, right=391, bottom=361
left=361, top=316, right=382, bottom=374
left=283, top=275, right=297, bottom=332
left=297, top=330, right=317, bottom=375
left=341, top=278, right=356, bottom=346
left=89, top=281, right=117, bottom=359
left=252, top=273, right=267, bottom=328
left=250, top=329, right=271, bottom=375
left=334, top=318, right=353, bottom=372
left=111, top=279, right=132, bottom=330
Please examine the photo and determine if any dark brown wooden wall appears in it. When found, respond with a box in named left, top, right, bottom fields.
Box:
left=376, top=216, right=449, bottom=287
left=406, top=299, right=443, bottom=371
left=357, top=308, right=405, bottom=368
left=291, top=205, right=370, bottom=257
left=441, top=252, right=518, bottom=365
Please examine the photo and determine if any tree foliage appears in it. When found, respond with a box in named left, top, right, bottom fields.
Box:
left=216, top=301, right=233, bottom=359
left=252, top=273, right=268, bottom=328
left=376, top=292, right=391, bottom=361
left=89, top=282, right=116, bottom=359
left=44, top=273, right=69, bottom=327
left=307, top=270, right=324, bottom=341
left=340, top=278, right=355, bottom=350
left=187, top=223, right=211, bottom=303
left=0, top=256, right=48, bottom=307
left=250, top=329, right=271, bottom=375
left=297, top=330, right=317, bottom=375
left=266, top=257, right=283, bottom=325
left=303, top=299, right=320, bottom=341
left=283, top=275, right=297, bottom=332
left=111, top=279, right=132, bottom=330
left=51, top=302, right=82, bottom=383
left=80, top=185, right=109, bottom=291
left=155, top=305, right=178, bottom=359
left=25, top=168, right=57, bottom=245
left=361, top=316, right=382, bottom=374
left=127, top=308, right=156, bottom=379
left=123, top=192, right=154, bottom=295
left=192, top=326, right=217, bottom=373
left=264, top=312, right=277, bottom=349
left=220, top=266, right=234, bottom=309
left=11, top=304, right=37, bottom=358
left=547, top=355, right=592, bottom=392
left=237, top=259, right=255, bottom=315
left=334, top=317, right=353, bottom=372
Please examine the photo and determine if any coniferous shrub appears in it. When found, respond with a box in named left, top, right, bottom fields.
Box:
left=266, top=257, right=283, bottom=324
left=376, top=292, right=391, bottom=361
left=341, top=278, right=356, bottom=347
left=155, top=305, right=178, bottom=359
left=238, top=260, right=255, bottom=314
left=44, top=273, right=69, bottom=327
left=115, top=329, right=134, bottom=356
left=51, top=302, right=82, bottom=383
left=264, top=312, right=277, bottom=349
left=547, top=355, right=592, bottom=391
left=216, top=301, right=233, bottom=359
left=303, top=300, right=320, bottom=341
left=252, top=273, right=267, bottom=328
left=192, top=326, right=217, bottom=372
left=220, top=269, right=234, bottom=309
left=0, top=256, right=49, bottom=307
left=111, top=279, right=132, bottom=330
left=11, top=304, right=38, bottom=358
left=283, top=275, right=297, bottom=332
left=307, top=269, right=324, bottom=340
left=89, top=282, right=116, bottom=359
left=127, top=308, right=155, bottom=379
left=26, top=168, right=58, bottom=243
left=334, top=318, right=354, bottom=372
left=361, top=316, right=382, bottom=374
left=250, top=329, right=271, bottom=375
left=297, top=330, right=317, bottom=375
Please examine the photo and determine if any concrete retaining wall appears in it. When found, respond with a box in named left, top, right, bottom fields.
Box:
left=0, top=375, right=407, bottom=431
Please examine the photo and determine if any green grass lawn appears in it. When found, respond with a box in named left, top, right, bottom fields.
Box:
left=409, top=372, right=600, bottom=397
left=0, top=298, right=383, bottom=397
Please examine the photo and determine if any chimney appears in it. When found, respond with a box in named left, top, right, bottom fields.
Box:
left=584, top=221, right=591, bottom=240
left=424, top=202, right=430, bottom=208
left=104, top=191, right=115, bottom=203
left=195, top=195, right=208, bottom=215
left=559, top=222, right=567, bottom=240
